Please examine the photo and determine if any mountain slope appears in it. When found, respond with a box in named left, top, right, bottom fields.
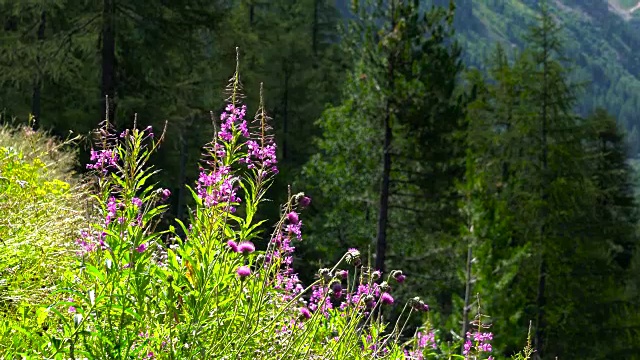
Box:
left=445, top=0, right=640, bottom=156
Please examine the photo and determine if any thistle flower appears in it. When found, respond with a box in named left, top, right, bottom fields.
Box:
left=299, top=195, right=311, bottom=208
left=238, top=241, right=255, bottom=254
left=381, top=292, right=394, bottom=305
left=330, top=281, right=343, bottom=293
left=286, top=211, right=299, bottom=224
left=337, top=270, right=349, bottom=279
left=227, top=240, right=239, bottom=252
left=371, top=270, right=381, bottom=281
left=346, top=248, right=361, bottom=266
left=160, top=188, right=171, bottom=202
left=237, top=265, right=251, bottom=279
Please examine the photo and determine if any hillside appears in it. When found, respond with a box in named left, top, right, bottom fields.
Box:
left=428, top=0, right=640, bottom=156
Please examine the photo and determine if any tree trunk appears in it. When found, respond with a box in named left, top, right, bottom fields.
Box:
left=375, top=1, right=396, bottom=274
left=282, top=64, right=290, bottom=161
left=31, top=11, right=46, bottom=130
left=461, top=244, right=473, bottom=341
left=312, top=0, right=319, bottom=56
left=101, top=0, right=116, bottom=124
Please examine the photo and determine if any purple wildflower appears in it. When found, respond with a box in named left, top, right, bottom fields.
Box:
left=144, top=125, right=154, bottom=138
left=237, top=265, right=251, bottom=279
left=299, top=307, right=311, bottom=320
left=227, top=240, right=239, bottom=252
left=237, top=241, right=255, bottom=254
left=105, top=196, right=118, bottom=225
left=68, top=306, right=76, bottom=313
left=337, top=270, right=349, bottom=279
left=287, top=212, right=299, bottom=224
left=299, top=196, right=311, bottom=208
left=86, top=149, right=118, bottom=173
left=380, top=292, right=394, bottom=305
left=196, top=166, right=240, bottom=210
left=132, top=197, right=142, bottom=208
left=161, top=188, right=171, bottom=201
left=136, top=243, right=148, bottom=253
left=219, top=104, right=248, bottom=141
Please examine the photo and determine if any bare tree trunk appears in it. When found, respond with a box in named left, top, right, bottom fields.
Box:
left=312, top=0, right=319, bottom=56
left=281, top=64, right=290, bottom=161
left=461, top=244, right=473, bottom=340
left=374, top=1, right=396, bottom=275
left=31, top=11, right=46, bottom=130
left=101, top=0, right=116, bottom=123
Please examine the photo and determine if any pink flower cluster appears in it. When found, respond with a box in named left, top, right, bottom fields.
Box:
left=196, top=165, right=240, bottom=211
left=404, top=330, right=437, bottom=359
left=86, top=149, right=118, bottom=173
left=463, top=330, right=494, bottom=359
left=219, top=104, right=249, bottom=142
left=241, top=139, right=278, bottom=174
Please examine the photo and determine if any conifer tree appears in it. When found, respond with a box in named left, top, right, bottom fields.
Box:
left=302, top=0, right=468, bottom=319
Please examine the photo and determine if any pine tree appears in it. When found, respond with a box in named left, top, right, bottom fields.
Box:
left=301, top=0, right=468, bottom=322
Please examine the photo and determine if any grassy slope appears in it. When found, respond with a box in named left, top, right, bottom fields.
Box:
left=0, top=122, right=89, bottom=312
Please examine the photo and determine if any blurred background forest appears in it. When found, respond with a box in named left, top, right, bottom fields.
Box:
left=3, top=0, right=640, bottom=358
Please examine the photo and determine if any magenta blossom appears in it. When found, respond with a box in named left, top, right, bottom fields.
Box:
left=287, top=211, right=300, bottom=224
left=136, top=243, right=148, bottom=253
left=237, top=266, right=251, bottom=279
left=299, top=196, right=311, bottom=208
left=238, top=241, right=255, bottom=254
left=381, top=292, right=394, bottom=305
left=299, top=307, right=311, bottom=319
left=227, top=240, right=239, bottom=252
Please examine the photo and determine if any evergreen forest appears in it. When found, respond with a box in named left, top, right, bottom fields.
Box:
left=2, top=0, right=640, bottom=359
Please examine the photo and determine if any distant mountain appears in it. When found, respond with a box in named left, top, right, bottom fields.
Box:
left=437, top=0, right=640, bottom=155
left=334, top=0, right=640, bottom=156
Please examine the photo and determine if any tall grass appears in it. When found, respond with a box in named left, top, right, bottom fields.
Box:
left=0, top=120, right=89, bottom=309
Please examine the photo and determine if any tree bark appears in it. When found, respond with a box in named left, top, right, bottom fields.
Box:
left=31, top=10, right=46, bottom=130
left=101, top=0, right=116, bottom=124
left=375, top=1, right=396, bottom=275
